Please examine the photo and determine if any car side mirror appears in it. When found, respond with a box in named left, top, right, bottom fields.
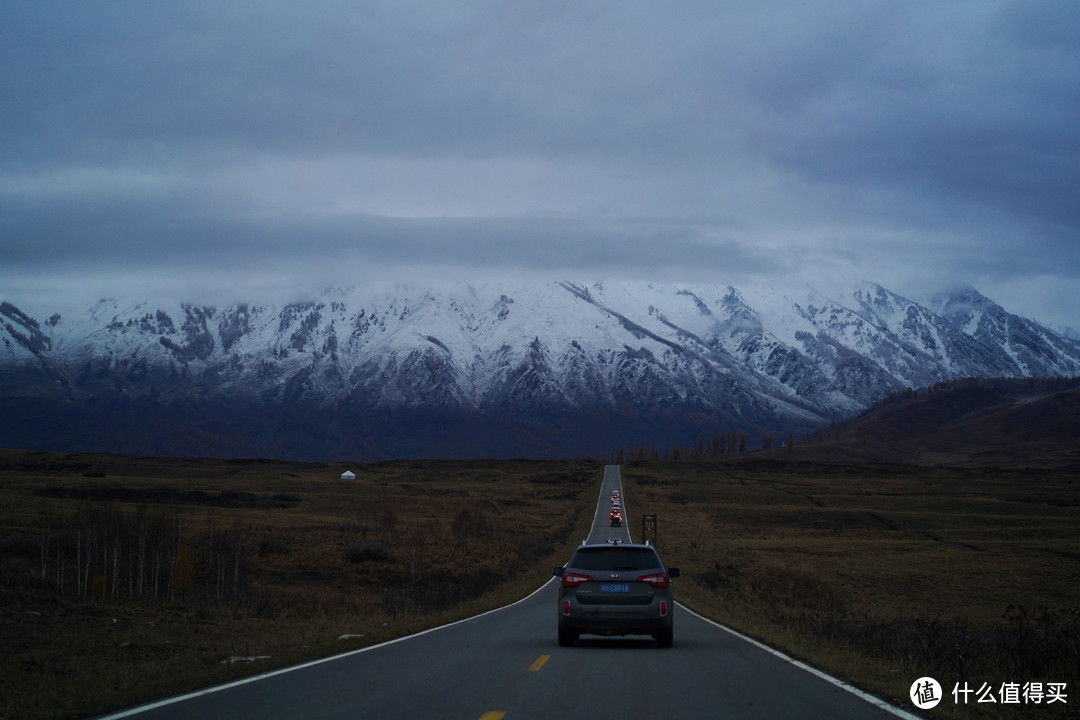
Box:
left=553, top=567, right=565, bottom=577
left=667, top=568, right=681, bottom=579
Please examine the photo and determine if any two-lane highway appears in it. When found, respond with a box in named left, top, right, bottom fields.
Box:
left=585, top=464, right=631, bottom=544
left=103, top=466, right=915, bottom=720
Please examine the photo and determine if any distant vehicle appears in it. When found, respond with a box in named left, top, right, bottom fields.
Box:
left=553, top=542, right=680, bottom=647
left=610, top=515, right=622, bottom=527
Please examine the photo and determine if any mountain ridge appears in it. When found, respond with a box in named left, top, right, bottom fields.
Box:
left=768, top=376, right=1080, bottom=469
left=2, top=279, right=1078, bottom=460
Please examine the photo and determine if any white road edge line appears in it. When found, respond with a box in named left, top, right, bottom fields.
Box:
left=97, top=577, right=559, bottom=719
left=101, top=466, right=918, bottom=720
left=676, top=603, right=921, bottom=720
left=104, top=467, right=622, bottom=718
left=615, top=464, right=915, bottom=718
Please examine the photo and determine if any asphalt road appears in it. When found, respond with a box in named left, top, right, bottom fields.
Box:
left=103, top=466, right=916, bottom=720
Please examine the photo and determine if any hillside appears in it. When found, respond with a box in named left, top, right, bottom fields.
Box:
left=766, top=377, right=1080, bottom=469
left=3, top=280, right=1078, bottom=461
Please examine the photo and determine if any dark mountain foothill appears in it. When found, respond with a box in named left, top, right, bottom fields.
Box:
left=2, top=280, right=1077, bottom=461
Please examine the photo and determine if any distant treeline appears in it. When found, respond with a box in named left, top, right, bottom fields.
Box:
left=603, top=430, right=753, bottom=464
left=36, top=485, right=301, bottom=509
left=602, top=423, right=844, bottom=464
left=871, top=375, right=1080, bottom=410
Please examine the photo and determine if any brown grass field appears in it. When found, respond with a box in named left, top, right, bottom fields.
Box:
left=0, top=450, right=599, bottom=719
left=621, top=456, right=1080, bottom=719
left=2, top=448, right=1079, bottom=719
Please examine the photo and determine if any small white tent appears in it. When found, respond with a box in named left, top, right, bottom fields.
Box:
left=340, top=470, right=356, bottom=480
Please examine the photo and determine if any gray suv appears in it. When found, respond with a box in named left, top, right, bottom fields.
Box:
left=553, top=542, right=680, bottom=647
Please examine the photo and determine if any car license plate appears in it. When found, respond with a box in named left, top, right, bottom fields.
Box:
left=601, top=583, right=629, bottom=593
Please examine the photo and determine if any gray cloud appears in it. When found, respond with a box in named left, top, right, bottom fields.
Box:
left=1, top=0, right=1077, bottom=329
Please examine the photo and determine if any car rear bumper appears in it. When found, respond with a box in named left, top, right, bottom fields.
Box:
left=558, top=604, right=672, bottom=635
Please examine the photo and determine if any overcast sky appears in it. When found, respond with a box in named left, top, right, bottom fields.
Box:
left=2, top=1, right=1078, bottom=331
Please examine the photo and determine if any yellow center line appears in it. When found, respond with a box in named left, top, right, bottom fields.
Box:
left=478, top=713, right=506, bottom=720
left=528, top=653, right=551, bottom=672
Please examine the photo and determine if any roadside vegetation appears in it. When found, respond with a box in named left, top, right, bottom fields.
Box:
left=0, top=451, right=599, bottom=719
left=3, top=446, right=1078, bottom=720
left=621, top=458, right=1080, bottom=719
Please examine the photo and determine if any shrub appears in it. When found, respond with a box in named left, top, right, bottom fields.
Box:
left=451, top=507, right=490, bottom=538
left=263, top=493, right=301, bottom=509
left=171, top=548, right=195, bottom=595
left=257, top=537, right=292, bottom=556
left=331, top=520, right=369, bottom=534
left=1, top=535, right=41, bottom=558
left=380, top=508, right=398, bottom=534
left=343, top=539, right=391, bottom=563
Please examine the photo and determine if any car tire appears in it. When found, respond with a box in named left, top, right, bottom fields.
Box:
left=558, top=627, right=578, bottom=647
left=655, top=626, right=673, bottom=648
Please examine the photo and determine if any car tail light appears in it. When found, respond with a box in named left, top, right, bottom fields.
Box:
left=563, top=600, right=571, bottom=616
left=637, top=573, right=668, bottom=588
left=562, top=572, right=592, bottom=588
left=660, top=601, right=668, bottom=616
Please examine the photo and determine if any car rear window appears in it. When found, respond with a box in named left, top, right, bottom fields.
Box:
left=570, top=547, right=662, bottom=571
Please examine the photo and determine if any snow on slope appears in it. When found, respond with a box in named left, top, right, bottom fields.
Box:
left=3, top=278, right=1079, bottom=423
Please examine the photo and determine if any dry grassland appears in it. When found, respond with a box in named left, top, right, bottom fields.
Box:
left=4, top=448, right=1079, bottom=720
left=0, top=450, right=599, bottom=719
left=621, top=459, right=1080, bottom=719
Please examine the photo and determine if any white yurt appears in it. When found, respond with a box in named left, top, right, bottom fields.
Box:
left=340, top=470, right=356, bottom=480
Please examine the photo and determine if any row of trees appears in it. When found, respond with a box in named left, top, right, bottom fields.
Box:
left=604, top=433, right=747, bottom=465
left=872, top=375, right=1080, bottom=410
left=602, top=425, right=842, bottom=464
left=38, top=501, right=245, bottom=605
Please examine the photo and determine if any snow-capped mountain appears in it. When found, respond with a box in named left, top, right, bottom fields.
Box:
left=2, top=279, right=1077, bottom=460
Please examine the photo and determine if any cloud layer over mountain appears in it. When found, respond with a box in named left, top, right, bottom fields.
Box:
left=2, top=2, right=1078, bottom=332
